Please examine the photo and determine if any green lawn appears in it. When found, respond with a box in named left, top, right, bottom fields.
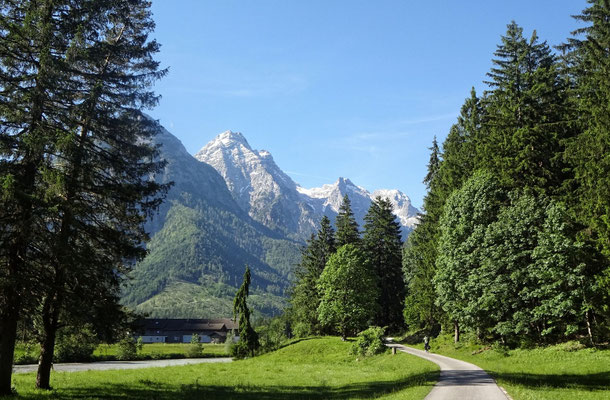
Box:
left=14, top=342, right=228, bottom=364
left=94, top=342, right=228, bottom=359
left=407, top=335, right=610, bottom=400
left=6, top=337, right=439, bottom=399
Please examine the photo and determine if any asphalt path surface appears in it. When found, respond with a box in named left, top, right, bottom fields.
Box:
left=13, top=357, right=232, bottom=374
left=386, top=342, right=509, bottom=400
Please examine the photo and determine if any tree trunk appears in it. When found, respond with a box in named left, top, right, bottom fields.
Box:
left=585, top=310, right=594, bottom=346
left=0, top=304, right=19, bottom=396
left=36, top=294, right=61, bottom=390
left=454, top=321, right=460, bottom=343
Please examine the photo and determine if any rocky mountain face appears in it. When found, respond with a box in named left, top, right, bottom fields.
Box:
left=196, top=131, right=420, bottom=240
left=195, top=131, right=317, bottom=240
left=123, top=124, right=301, bottom=318
left=124, top=124, right=419, bottom=318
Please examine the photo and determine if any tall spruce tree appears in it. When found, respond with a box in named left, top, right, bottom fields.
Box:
left=290, top=216, right=336, bottom=336
left=562, top=0, right=610, bottom=334
left=0, top=2, right=68, bottom=392
left=233, top=266, right=260, bottom=358
left=363, top=197, right=405, bottom=331
left=482, top=21, right=571, bottom=195
left=0, top=0, right=167, bottom=392
left=402, top=137, right=445, bottom=333
left=423, top=137, right=440, bottom=188
left=335, top=194, right=360, bottom=246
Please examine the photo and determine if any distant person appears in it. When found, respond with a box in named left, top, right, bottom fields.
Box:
left=423, top=335, right=430, bottom=352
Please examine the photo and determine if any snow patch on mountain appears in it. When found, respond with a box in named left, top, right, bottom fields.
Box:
left=195, top=130, right=419, bottom=240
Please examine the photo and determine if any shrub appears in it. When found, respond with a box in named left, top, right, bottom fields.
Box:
left=116, top=337, right=138, bottom=361
left=55, top=324, right=98, bottom=362
left=351, top=326, right=386, bottom=357
left=225, top=330, right=236, bottom=355
left=186, top=333, right=203, bottom=358
left=230, top=340, right=250, bottom=359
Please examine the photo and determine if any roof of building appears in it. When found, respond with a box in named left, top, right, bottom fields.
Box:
left=137, top=318, right=238, bottom=332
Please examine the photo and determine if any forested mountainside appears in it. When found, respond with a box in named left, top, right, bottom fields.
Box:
left=122, top=124, right=301, bottom=318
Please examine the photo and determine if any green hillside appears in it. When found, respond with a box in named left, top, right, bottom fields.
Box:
left=121, top=126, right=301, bottom=317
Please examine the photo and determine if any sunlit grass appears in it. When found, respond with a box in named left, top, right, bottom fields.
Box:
left=406, top=335, right=610, bottom=400
left=7, top=337, right=439, bottom=399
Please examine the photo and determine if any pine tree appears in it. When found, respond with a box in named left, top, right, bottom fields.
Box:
left=290, top=216, right=336, bottom=336
left=482, top=21, right=571, bottom=195
left=335, top=195, right=360, bottom=246
left=233, top=266, right=260, bottom=358
left=0, top=2, right=68, bottom=392
left=562, top=0, right=610, bottom=335
left=423, top=137, right=441, bottom=188
left=439, top=88, right=484, bottom=193
left=0, top=0, right=167, bottom=392
left=402, top=136, right=449, bottom=333
left=363, top=197, right=405, bottom=331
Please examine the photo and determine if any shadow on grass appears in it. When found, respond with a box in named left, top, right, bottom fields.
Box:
left=489, top=370, right=610, bottom=392
left=6, top=371, right=438, bottom=400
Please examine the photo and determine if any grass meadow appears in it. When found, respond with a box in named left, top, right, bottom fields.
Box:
left=407, top=335, right=610, bottom=400
left=6, top=337, right=439, bottom=399
left=13, top=342, right=228, bottom=364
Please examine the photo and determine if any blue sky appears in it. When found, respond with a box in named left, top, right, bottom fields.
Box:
left=149, top=0, right=586, bottom=209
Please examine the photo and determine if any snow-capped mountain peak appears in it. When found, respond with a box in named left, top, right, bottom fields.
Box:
left=215, top=130, right=251, bottom=148
left=196, top=130, right=419, bottom=240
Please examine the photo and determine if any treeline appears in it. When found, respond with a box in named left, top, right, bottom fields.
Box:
left=288, top=195, right=405, bottom=339
left=404, top=3, right=610, bottom=346
left=0, top=0, right=166, bottom=395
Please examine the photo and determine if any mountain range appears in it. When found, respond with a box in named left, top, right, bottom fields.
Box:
left=195, top=130, right=419, bottom=241
left=122, top=124, right=419, bottom=318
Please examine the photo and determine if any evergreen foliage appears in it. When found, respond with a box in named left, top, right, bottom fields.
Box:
left=233, top=266, right=260, bottom=358
left=482, top=21, right=571, bottom=195
left=562, top=0, right=610, bottom=333
left=363, top=197, right=405, bottom=331
left=403, top=13, right=610, bottom=345
left=0, top=0, right=167, bottom=393
left=289, top=216, right=336, bottom=336
left=317, top=244, right=378, bottom=340
left=335, top=195, right=361, bottom=246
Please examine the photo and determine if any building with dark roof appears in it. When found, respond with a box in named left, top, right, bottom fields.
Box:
left=135, top=318, right=238, bottom=343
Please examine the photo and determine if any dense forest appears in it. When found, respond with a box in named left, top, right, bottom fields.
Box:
left=289, top=1, right=610, bottom=346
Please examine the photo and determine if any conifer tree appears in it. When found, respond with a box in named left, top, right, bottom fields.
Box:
left=363, top=197, right=405, bottom=331
left=290, top=216, right=336, bottom=336
left=423, top=137, right=441, bottom=188
left=0, top=2, right=68, bottom=392
left=482, top=21, right=571, bottom=195
left=335, top=195, right=360, bottom=246
left=402, top=136, right=448, bottom=333
left=233, top=266, right=259, bottom=358
left=439, top=88, right=484, bottom=193
left=562, top=0, right=610, bottom=334
left=0, top=0, right=167, bottom=392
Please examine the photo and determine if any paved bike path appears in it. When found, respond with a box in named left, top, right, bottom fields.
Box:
left=13, top=357, right=232, bottom=374
left=386, top=342, right=509, bottom=400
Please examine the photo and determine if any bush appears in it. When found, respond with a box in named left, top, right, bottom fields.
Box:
left=55, top=324, right=98, bottom=362
left=116, top=337, right=138, bottom=361
left=230, top=340, right=250, bottom=359
left=351, top=326, right=386, bottom=357
left=186, top=333, right=203, bottom=358
left=225, top=330, right=236, bottom=355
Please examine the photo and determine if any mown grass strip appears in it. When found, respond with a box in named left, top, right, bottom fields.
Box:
left=6, top=337, right=439, bottom=399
